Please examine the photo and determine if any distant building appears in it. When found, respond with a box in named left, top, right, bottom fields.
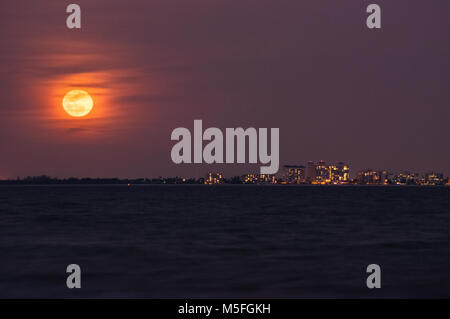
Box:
left=380, top=170, right=390, bottom=184
left=304, top=161, right=350, bottom=184
left=241, top=174, right=277, bottom=184
left=393, top=172, right=419, bottom=185
left=242, top=174, right=259, bottom=184
left=356, top=170, right=380, bottom=184
left=282, top=165, right=305, bottom=184
left=329, top=163, right=350, bottom=184
left=337, top=162, right=350, bottom=183
left=259, top=174, right=277, bottom=184
left=329, top=165, right=339, bottom=183
left=315, top=160, right=330, bottom=184
left=205, top=172, right=224, bottom=185
left=306, top=161, right=316, bottom=183
left=423, top=173, right=444, bottom=185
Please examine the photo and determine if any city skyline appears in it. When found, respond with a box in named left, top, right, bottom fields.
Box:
left=1, top=159, right=448, bottom=186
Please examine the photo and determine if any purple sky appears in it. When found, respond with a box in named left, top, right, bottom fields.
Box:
left=0, top=0, right=449, bottom=178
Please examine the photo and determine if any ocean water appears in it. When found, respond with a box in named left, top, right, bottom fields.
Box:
left=0, top=185, right=449, bottom=298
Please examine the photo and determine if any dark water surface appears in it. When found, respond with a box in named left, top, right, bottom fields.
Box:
left=0, top=185, right=449, bottom=298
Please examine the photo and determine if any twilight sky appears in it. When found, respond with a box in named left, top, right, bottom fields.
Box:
left=0, top=0, right=449, bottom=178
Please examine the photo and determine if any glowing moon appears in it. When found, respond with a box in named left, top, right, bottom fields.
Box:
left=62, top=90, right=94, bottom=117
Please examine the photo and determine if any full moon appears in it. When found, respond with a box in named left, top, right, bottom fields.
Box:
left=62, top=90, right=94, bottom=117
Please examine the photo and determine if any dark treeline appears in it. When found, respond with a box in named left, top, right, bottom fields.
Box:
left=0, top=175, right=243, bottom=185
left=0, top=175, right=198, bottom=185
left=0, top=175, right=448, bottom=186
